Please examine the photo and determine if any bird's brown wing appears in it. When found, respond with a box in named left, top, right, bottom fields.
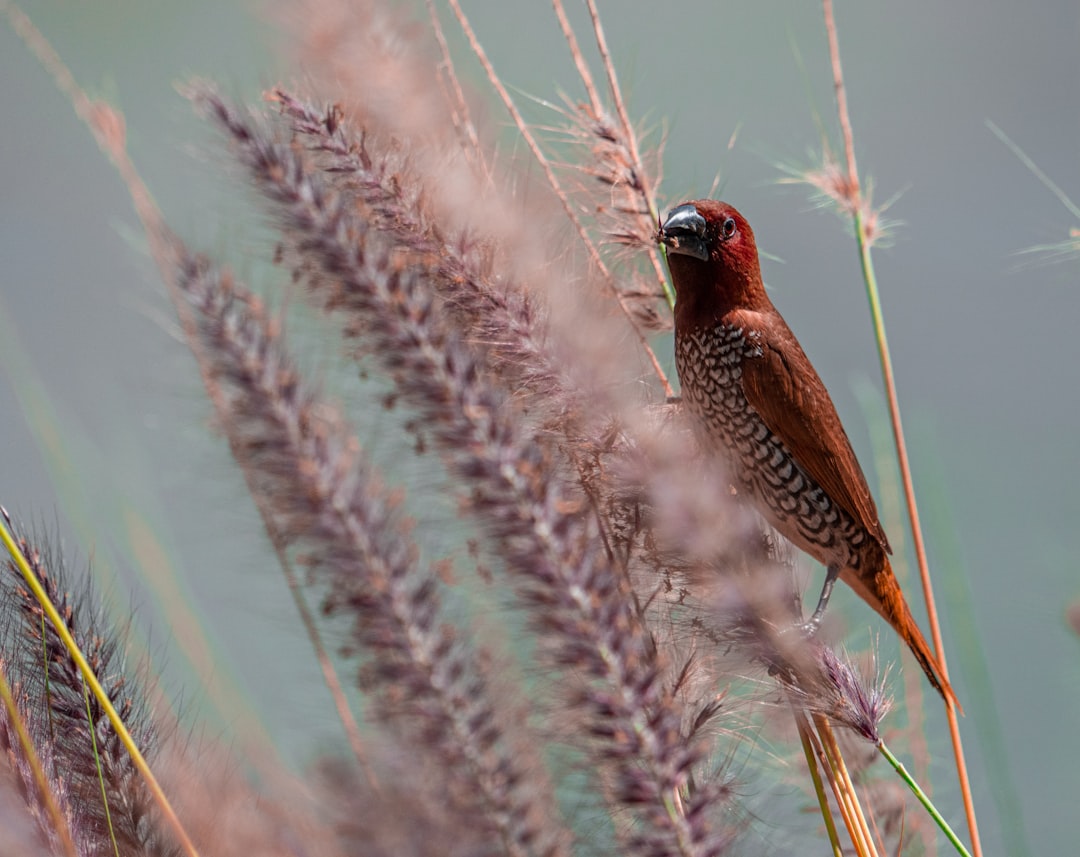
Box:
left=735, top=310, right=891, bottom=553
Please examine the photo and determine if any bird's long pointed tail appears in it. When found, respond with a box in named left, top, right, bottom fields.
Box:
left=841, top=557, right=961, bottom=712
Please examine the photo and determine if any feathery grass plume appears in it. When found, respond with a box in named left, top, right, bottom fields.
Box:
left=795, top=646, right=892, bottom=746
left=0, top=532, right=365, bottom=857
left=264, top=89, right=663, bottom=613
left=192, top=88, right=743, bottom=857
left=274, top=0, right=681, bottom=501
left=0, top=522, right=174, bottom=857
left=266, top=89, right=576, bottom=420
left=550, top=0, right=677, bottom=313
left=538, top=92, right=671, bottom=332
left=171, top=248, right=569, bottom=857
left=775, top=148, right=897, bottom=249
left=533, top=0, right=674, bottom=324
left=277, top=0, right=559, bottom=293
left=265, top=88, right=674, bottom=623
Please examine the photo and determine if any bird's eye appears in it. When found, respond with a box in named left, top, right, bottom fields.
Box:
left=721, top=217, right=737, bottom=239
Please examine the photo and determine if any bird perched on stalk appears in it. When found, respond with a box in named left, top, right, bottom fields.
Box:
left=658, top=199, right=957, bottom=707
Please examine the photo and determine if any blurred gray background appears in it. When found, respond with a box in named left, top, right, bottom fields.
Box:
left=2, top=1, right=1078, bottom=853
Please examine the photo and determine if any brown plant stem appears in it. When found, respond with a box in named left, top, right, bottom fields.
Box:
left=820, top=2, right=981, bottom=854
left=424, top=0, right=490, bottom=180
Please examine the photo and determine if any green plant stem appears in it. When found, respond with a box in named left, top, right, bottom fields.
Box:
left=853, top=202, right=982, bottom=833
left=850, top=210, right=949, bottom=661
left=83, top=681, right=121, bottom=857
left=795, top=710, right=844, bottom=857
left=877, top=740, right=973, bottom=857
left=821, top=2, right=982, bottom=852
left=658, top=245, right=676, bottom=311
left=0, top=516, right=200, bottom=857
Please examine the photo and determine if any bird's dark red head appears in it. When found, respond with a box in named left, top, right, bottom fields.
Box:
left=658, top=200, right=769, bottom=326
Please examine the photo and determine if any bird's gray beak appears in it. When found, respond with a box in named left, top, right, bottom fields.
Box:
left=659, top=204, right=709, bottom=261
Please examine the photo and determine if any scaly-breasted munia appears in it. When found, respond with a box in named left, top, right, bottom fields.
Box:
left=659, top=199, right=956, bottom=706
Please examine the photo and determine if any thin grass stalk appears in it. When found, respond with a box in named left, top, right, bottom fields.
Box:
left=876, top=740, right=973, bottom=857
left=793, top=707, right=843, bottom=857
left=856, top=385, right=933, bottom=787
left=263, top=530, right=375, bottom=784
left=986, top=121, right=1080, bottom=222
left=816, top=723, right=871, bottom=856
left=445, top=0, right=674, bottom=397
left=0, top=648, right=78, bottom=857
left=819, top=3, right=981, bottom=852
left=0, top=516, right=199, bottom=857
left=424, top=0, right=489, bottom=179
left=80, top=680, right=121, bottom=857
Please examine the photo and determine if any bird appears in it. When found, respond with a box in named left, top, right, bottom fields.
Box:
left=658, top=199, right=957, bottom=707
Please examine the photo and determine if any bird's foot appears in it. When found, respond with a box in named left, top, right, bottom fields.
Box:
left=777, top=614, right=823, bottom=640
left=794, top=617, right=822, bottom=638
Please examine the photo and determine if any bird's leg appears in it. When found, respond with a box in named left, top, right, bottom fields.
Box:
left=802, top=564, right=841, bottom=634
